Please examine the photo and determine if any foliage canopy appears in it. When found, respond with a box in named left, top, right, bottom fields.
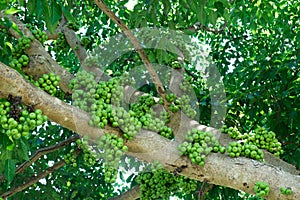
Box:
left=0, top=0, right=299, bottom=199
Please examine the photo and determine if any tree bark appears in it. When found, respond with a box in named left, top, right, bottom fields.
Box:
left=0, top=62, right=299, bottom=200
left=2, top=14, right=73, bottom=93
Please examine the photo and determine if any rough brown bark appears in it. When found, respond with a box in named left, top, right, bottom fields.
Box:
left=62, top=25, right=87, bottom=64
left=2, top=14, right=73, bottom=93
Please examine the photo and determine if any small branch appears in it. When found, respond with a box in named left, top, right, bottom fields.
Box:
left=0, top=148, right=81, bottom=199
left=1, top=159, right=66, bottom=199
left=16, top=135, right=79, bottom=174
left=0, top=134, right=80, bottom=182
left=109, top=185, right=140, bottom=200
left=61, top=16, right=87, bottom=65
left=93, top=0, right=167, bottom=104
left=197, top=179, right=213, bottom=200
left=199, top=21, right=227, bottom=34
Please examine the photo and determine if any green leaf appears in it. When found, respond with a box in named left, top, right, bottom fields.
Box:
left=126, top=173, right=135, bottom=183
left=208, top=9, right=218, bottom=25
left=62, top=5, right=76, bottom=23
left=1, top=149, right=12, bottom=161
left=16, top=139, right=30, bottom=161
left=6, top=142, right=15, bottom=151
left=27, top=0, right=43, bottom=17
left=166, top=42, right=178, bottom=55
left=119, top=171, right=124, bottom=181
left=4, top=8, right=21, bottom=15
left=5, top=41, right=13, bottom=50
left=11, top=22, right=22, bottom=36
left=189, top=0, right=207, bottom=24
left=0, top=133, right=13, bottom=151
left=4, top=159, right=15, bottom=183
left=50, top=1, right=62, bottom=28
left=2, top=17, right=12, bottom=30
left=157, top=37, right=167, bottom=50
left=43, top=0, right=62, bottom=34
left=0, top=2, right=8, bottom=11
left=162, top=0, right=171, bottom=15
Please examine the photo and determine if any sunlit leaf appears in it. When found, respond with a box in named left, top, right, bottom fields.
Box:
left=4, top=8, right=21, bottom=15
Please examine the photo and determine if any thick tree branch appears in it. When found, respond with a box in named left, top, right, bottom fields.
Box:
left=0, top=62, right=118, bottom=141
left=0, top=63, right=299, bottom=199
left=0, top=134, right=80, bottom=182
left=2, top=14, right=73, bottom=93
left=94, top=0, right=167, bottom=104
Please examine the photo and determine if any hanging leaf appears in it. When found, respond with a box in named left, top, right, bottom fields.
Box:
left=208, top=9, right=218, bottom=25
left=11, top=22, right=22, bottom=36
left=43, top=0, right=62, bottom=34
left=4, top=159, right=15, bottom=183
left=16, top=139, right=30, bottom=161
left=162, top=0, right=171, bottom=15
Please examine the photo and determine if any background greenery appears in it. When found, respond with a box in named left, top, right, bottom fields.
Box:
left=0, top=0, right=299, bottom=199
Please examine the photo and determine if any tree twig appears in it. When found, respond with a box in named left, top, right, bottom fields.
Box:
left=1, top=159, right=66, bottom=199
left=93, top=0, right=167, bottom=104
left=61, top=15, right=87, bottom=65
left=0, top=148, right=81, bottom=199
left=0, top=134, right=80, bottom=182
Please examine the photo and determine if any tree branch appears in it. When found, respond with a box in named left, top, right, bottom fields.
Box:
left=1, top=159, right=66, bottom=199
left=0, top=147, right=81, bottom=199
left=93, top=0, right=167, bottom=105
left=61, top=20, right=87, bottom=65
left=0, top=62, right=299, bottom=199
left=0, top=61, right=118, bottom=141
left=2, top=13, right=73, bottom=93
left=109, top=185, right=140, bottom=200
left=0, top=134, right=80, bottom=182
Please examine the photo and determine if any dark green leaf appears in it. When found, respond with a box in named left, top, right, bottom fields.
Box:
left=16, top=139, right=30, bottom=161
left=126, top=173, right=135, bottom=183
left=4, top=159, right=15, bottom=183
left=62, top=5, right=76, bottom=23
left=43, top=0, right=62, bottom=33
left=0, top=2, right=8, bottom=11
left=27, top=0, right=43, bottom=17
